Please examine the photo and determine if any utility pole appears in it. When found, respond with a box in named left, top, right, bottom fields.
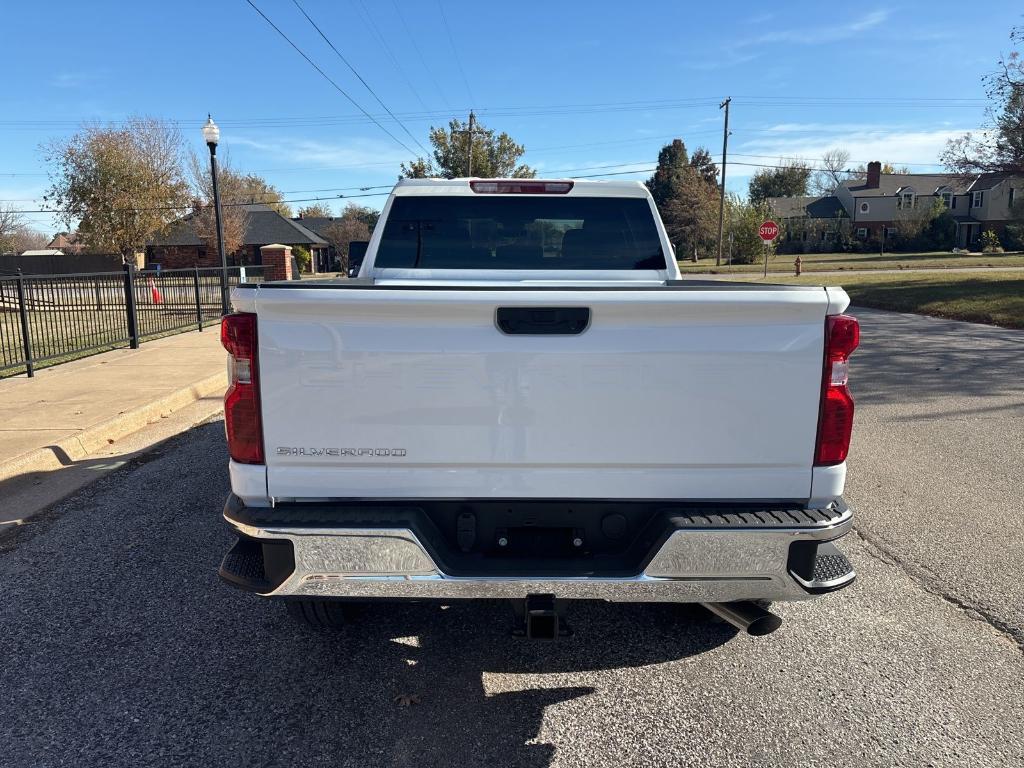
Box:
left=454, top=110, right=478, bottom=177
left=716, top=97, right=731, bottom=267
left=467, top=110, right=476, bottom=177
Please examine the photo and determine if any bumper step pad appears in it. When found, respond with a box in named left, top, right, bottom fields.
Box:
left=789, top=541, right=855, bottom=593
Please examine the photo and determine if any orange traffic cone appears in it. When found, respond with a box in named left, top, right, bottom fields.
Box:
left=148, top=276, right=162, bottom=304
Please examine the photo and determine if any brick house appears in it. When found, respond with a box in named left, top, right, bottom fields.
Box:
left=770, top=161, right=1022, bottom=249
left=146, top=203, right=329, bottom=270
left=767, top=195, right=850, bottom=251
left=46, top=232, right=84, bottom=255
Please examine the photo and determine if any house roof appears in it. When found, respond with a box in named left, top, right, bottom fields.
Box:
left=21, top=249, right=64, bottom=256
left=292, top=216, right=341, bottom=239
left=966, top=173, right=1015, bottom=192
left=840, top=173, right=977, bottom=197
left=767, top=195, right=847, bottom=219
left=148, top=204, right=328, bottom=247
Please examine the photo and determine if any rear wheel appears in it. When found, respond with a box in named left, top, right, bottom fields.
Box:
left=285, top=599, right=356, bottom=629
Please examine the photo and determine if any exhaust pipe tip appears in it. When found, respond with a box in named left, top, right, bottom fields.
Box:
left=745, top=613, right=783, bottom=636
left=700, top=601, right=783, bottom=637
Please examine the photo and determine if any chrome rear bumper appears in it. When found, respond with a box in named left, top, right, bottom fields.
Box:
left=221, top=498, right=855, bottom=603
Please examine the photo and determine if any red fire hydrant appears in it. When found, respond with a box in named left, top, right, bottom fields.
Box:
left=794, top=255, right=802, bottom=276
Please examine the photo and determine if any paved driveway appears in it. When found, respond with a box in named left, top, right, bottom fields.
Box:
left=1, top=308, right=1022, bottom=768
left=845, top=308, right=1024, bottom=644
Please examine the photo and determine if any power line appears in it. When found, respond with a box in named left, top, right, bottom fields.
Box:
left=243, top=0, right=417, bottom=157
left=3, top=190, right=392, bottom=216
left=351, top=0, right=434, bottom=116
left=436, top=0, right=475, bottom=105
left=390, top=0, right=452, bottom=111
left=290, top=0, right=431, bottom=156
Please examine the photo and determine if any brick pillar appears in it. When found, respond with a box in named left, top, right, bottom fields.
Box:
left=260, top=244, right=292, bottom=281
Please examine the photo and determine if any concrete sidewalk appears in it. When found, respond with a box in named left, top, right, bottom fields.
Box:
left=0, top=329, right=227, bottom=524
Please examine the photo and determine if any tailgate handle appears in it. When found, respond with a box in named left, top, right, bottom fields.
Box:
left=496, top=307, right=590, bottom=335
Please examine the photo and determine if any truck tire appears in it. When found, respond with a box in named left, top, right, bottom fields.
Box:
left=285, top=599, right=352, bottom=628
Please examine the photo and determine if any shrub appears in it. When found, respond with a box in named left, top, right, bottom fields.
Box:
left=980, top=229, right=1004, bottom=253
left=292, top=245, right=312, bottom=272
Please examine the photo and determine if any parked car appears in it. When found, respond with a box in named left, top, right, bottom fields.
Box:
left=217, top=178, right=859, bottom=638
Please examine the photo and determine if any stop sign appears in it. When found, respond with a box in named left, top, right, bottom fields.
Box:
left=759, top=220, right=780, bottom=242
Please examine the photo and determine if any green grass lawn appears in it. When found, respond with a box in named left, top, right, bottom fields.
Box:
left=726, top=270, right=1024, bottom=329
left=677, top=250, right=1024, bottom=274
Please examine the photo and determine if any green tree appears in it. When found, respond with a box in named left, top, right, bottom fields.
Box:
left=943, top=24, right=1023, bottom=174
left=724, top=194, right=773, bottom=264
left=645, top=139, right=719, bottom=207
left=646, top=139, right=690, bottom=208
left=297, top=204, right=332, bottom=218
left=43, top=117, right=190, bottom=259
left=748, top=160, right=811, bottom=203
left=1005, top=198, right=1024, bottom=250
left=659, top=173, right=720, bottom=261
left=401, top=117, right=535, bottom=179
left=647, top=139, right=721, bottom=260
left=688, top=147, right=720, bottom=188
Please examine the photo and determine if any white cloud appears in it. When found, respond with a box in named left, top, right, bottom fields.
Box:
left=50, top=71, right=102, bottom=89
left=229, top=135, right=413, bottom=171
left=724, top=124, right=972, bottom=185
left=738, top=9, right=890, bottom=48
left=684, top=9, right=892, bottom=70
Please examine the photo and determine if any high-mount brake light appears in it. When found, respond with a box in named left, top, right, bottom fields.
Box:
left=469, top=180, right=574, bottom=194
left=814, top=314, right=860, bottom=466
left=220, top=313, right=264, bottom=464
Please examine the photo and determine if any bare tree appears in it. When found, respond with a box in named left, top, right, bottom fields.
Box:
left=322, top=216, right=370, bottom=273
left=811, top=149, right=852, bottom=195
left=0, top=204, right=50, bottom=255
left=942, top=24, right=1023, bottom=174
left=43, top=117, right=191, bottom=259
left=13, top=229, right=50, bottom=253
left=0, top=203, right=26, bottom=254
left=187, top=151, right=247, bottom=258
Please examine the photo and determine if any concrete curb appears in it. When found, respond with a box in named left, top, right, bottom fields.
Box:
left=0, top=371, right=227, bottom=484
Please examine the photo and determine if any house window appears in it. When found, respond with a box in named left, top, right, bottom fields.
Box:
left=1010, top=188, right=1016, bottom=207
left=859, top=201, right=870, bottom=214
left=899, top=192, right=915, bottom=210
left=972, top=191, right=984, bottom=208
left=886, top=227, right=898, bottom=238
left=856, top=227, right=868, bottom=239
left=941, top=192, right=952, bottom=207
left=951, top=196, right=957, bottom=209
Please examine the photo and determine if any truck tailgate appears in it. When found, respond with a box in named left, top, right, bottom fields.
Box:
left=254, top=285, right=829, bottom=502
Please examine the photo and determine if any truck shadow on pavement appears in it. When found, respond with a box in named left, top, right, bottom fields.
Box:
left=230, top=598, right=737, bottom=767
left=850, top=307, right=1024, bottom=408
left=0, top=422, right=740, bottom=768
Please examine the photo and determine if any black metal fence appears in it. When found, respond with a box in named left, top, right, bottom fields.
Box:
left=0, top=265, right=263, bottom=378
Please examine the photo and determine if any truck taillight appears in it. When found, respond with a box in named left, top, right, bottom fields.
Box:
left=814, top=314, right=860, bottom=466
left=221, top=313, right=264, bottom=464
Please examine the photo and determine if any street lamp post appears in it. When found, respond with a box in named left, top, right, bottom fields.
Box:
left=202, top=115, right=229, bottom=315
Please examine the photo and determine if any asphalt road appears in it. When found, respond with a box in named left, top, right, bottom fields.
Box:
left=2, top=308, right=1023, bottom=768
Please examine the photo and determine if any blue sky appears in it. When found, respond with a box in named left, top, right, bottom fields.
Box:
left=2, top=0, right=1021, bottom=233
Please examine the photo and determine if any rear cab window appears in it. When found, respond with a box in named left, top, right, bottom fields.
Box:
left=374, top=196, right=666, bottom=271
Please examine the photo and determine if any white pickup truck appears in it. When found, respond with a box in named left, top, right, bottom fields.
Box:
left=217, top=178, right=859, bottom=638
